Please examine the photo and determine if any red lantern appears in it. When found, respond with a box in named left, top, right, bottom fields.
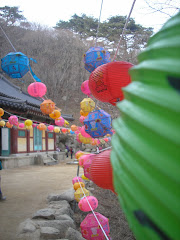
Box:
left=40, top=99, right=55, bottom=115
left=27, top=82, right=47, bottom=97
left=89, top=61, right=133, bottom=105
left=61, top=128, right=67, bottom=133
left=90, top=150, right=116, bottom=193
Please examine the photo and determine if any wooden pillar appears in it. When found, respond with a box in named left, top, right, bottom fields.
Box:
left=11, top=127, right=18, bottom=154
left=27, top=130, right=30, bottom=153
left=54, top=132, right=56, bottom=151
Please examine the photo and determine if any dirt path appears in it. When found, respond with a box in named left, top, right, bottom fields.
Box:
left=0, top=160, right=82, bottom=240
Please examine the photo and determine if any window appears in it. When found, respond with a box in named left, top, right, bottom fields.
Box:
left=48, top=133, right=53, bottom=138
left=18, top=130, right=26, bottom=137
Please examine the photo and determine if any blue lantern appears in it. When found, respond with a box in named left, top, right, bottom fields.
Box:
left=1, top=52, right=41, bottom=81
left=83, top=47, right=111, bottom=73
left=70, top=130, right=75, bottom=134
left=83, top=109, right=112, bottom=138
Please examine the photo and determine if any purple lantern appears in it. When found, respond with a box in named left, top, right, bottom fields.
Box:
left=83, top=47, right=111, bottom=73
left=80, top=212, right=111, bottom=240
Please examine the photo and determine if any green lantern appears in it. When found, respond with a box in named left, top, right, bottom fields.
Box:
left=111, top=12, right=180, bottom=240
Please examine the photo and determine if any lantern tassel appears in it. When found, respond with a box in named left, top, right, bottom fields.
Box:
left=29, top=58, right=41, bottom=82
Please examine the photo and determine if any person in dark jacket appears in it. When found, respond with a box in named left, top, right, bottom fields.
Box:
left=70, top=147, right=74, bottom=159
left=0, top=160, right=6, bottom=201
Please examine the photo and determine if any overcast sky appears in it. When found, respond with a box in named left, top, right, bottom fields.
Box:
left=0, top=0, right=179, bottom=32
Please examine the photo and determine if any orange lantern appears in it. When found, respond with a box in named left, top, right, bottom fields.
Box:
left=6, top=121, right=13, bottom=128
left=49, top=110, right=61, bottom=119
left=61, top=128, right=67, bottom=133
left=80, top=110, right=89, bottom=117
left=71, top=125, right=78, bottom=131
left=40, top=99, right=55, bottom=115
left=91, top=139, right=98, bottom=146
left=0, top=108, right=4, bottom=119
left=37, top=123, right=47, bottom=131
left=73, top=182, right=85, bottom=191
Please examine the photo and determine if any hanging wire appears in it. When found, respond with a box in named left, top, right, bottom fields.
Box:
left=113, top=0, right=137, bottom=61
left=0, top=25, right=17, bottom=52
left=77, top=177, right=110, bottom=240
left=95, top=0, right=104, bottom=46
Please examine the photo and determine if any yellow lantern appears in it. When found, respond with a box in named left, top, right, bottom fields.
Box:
left=74, top=187, right=90, bottom=202
left=6, top=122, right=13, bottom=128
left=64, top=120, right=69, bottom=126
left=40, top=99, right=55, bottom=115
left=76, top=151, right=85, bottom=160
left=80, top=98, right=95, bottom=113
left=37, top=123, right=47, bottom=131
left=73, top=182, right=85, bottom=191
left=82, top=174, right=89, bottom=181
left=49, top=110, right=61, bottom=119
left=26, top=125, right=32, bottom=130
left=71, top=125, right=77, bottom=131
left=80, top=110, right=89, bottom=117
left=79, top=133, right=92, bottom=144
left=24, top=119, right=32, bottom=127
left=0, top=120, right=5, bottom=127
left=0, top=108, right=4, bottom=119
left=54, top=127, right=60, bottom=133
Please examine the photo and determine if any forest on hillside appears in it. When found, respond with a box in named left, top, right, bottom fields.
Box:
left=0, top=6, right=154, bottom=124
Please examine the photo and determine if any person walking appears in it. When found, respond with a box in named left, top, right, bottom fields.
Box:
left=70, top=147, right=74, bottom=159
left=0, top=160, right=6, bottom=201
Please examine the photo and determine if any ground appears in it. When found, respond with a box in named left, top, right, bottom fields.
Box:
left=0, top=160, right=135, bottom=240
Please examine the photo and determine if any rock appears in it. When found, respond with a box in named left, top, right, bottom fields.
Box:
left=18, top=218, right=37, bottom=234
left=48, top=200, right=70, bottom=209
left=40, top=227, right=60, bottom=239
left=48, top=200, right=73, bottom=218
left=32, top=208, right=56, bottom=220
left=55, top=206, right=73, bottom=218
left=33, top=219, right=76, bottom=238
left=47, top=188, right=75, bottom=203
left=65, top=227, right=86, bottom=240
left=17, top=229, right=40, bottom=240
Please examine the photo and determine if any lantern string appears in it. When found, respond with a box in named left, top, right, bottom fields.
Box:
left=77, top=177, right=110, bottom=240
left=113, top=0, right=137, bottom=61
left=95, top=0, right=104, bottom=47
left=0, top=25, right=17, bottom=52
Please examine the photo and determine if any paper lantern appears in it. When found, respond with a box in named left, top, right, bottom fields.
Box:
left=81, top=126, right=91, bottom=138
left=79, top=196, right=98, bottom=212
left=1, top=52, right=29, bottom=78
left=91, top=139, right=98, bottom=146
left=72, top=176, right=83, bottom=185
left=55, top=117, right=65, bottom=126
left=24, top=119, right=32, bottom=127
left=0, top=108, right=4, bottom=118
left=74, top=187, right=90, bottom=202
left=83, top=154, right=96, bottom=180
left=70, top=130, right=75, bottom=134
left=8, top=115, right=18, bottom=126
left=91, top=150, right=115, bottom=193
left=19, top=123, right=25, bottom=128
left=49, top=110, right=61, bottom=119
left=80, top=110, right=89, bottom=117
left=84, top=109, right=112, bottom=138
left=89, top=61, right=133, bottom=105
left=32, top=123, right=37, bottom=128
left=78, top=133, right=92, bottom=144
left=40, top=99, right=55, bottom=115
left=71, top=125, right=78, bottom=131
left=79, top=116, right=86, bottom=124
left=37, top=123, right=46, bottom=131
left=0, top=120, right=5, bottom=127
left=6, top=122, right=13, bottom=128
left=80, top=212, right=110, bottom=239
left=83, top=46, right=111, bottom=73
left=54, top=127, right=60, bottom=133
left=111, top=13, right=180, bottom=240
left=81, top=80, right=92, bottom=97
left=28, top=82, right=47, bottom=97
left=48, top=125, right=54, bottom=131
left=73, top=182, right=85, bottom=191
left=79, top=154, right=91, bottom=167
left=26, top=125, right=32, bottom=130
left=61, top=128, right=67, bottom=133
left=80, top=98, right=95, bottom=113
left=81, top=174, right=89, bottom=181
left=103, top=138, right=109, bottom=142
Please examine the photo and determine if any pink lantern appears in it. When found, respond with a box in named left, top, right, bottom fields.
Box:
left=27, top=82, right=47, bottom=98
left=8, top=115, right=18, bottom=126
left=81, top=125, right=91, bottom=138
left=55, top=117, right=65, bottom=126
left=81, top=80, right=92, bottom=97
left=72, top=176, right=83, bottom=185
left=79, top=196, right=98, bottom=212
left=80, top=212, right=110, bottom=240
left=79, top=116, right=86, bottom=124
left=79, top=154, right=91, bottom=167
left=32, top=123, right=37, bottom=128
left=83, top=154, right=95, bottom=180
left=19, top=123, right=25, bottom=128
left=48, top=125, right=54, bottom=131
